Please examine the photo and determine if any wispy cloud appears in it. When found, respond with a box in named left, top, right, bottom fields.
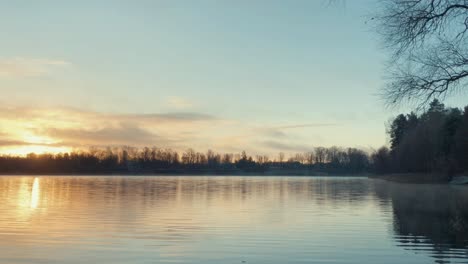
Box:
left=0, top=105, right=366, bottom=155
left=261, top=140, right=315, bottom=153
left=272, top=123, right=339, bottom=129
left=125, top=112, right=216, bottom=122
left=0, top=57, right=70, bottom=77
left=0, top=106, right=221, bottom=152
left=44, top=124, right=159, bottom=146
left=0, top=139, right=35, bottom=146
left=164, top=96, right=195, bottom=110
left=256, top=123, right=339, bottom=139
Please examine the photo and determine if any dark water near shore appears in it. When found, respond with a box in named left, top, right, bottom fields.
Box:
left=0, top=176, right=467, bottom=264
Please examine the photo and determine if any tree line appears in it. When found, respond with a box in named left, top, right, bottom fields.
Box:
left=1, top=101, right=465, bottom=177
left=0, top=146, right=370, bottom=175
left=371, top=99, right=468, bottom=179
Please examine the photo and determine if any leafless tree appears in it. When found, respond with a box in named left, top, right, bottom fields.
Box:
left=305, top=152, right=315, bottom=165
left=278, top=152, right=285, bottom=163
left=314, top=147, right=327, bottom=164
left=222, top=153, right=233, bottom=164
left=375, top=0, right=468, bottom=107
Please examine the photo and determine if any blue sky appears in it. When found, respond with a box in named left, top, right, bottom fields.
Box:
left=0, top=0, right=464, bottom=156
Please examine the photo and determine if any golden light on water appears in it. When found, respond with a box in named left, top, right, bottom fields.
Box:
left=30, top=177, right=40, bottom=209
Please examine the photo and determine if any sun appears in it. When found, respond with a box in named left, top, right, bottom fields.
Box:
left=0, top=132, right=72, bottom=156
left=0, top=145, right=72, bottom=156
left=22, top=134, right=56, bottom=145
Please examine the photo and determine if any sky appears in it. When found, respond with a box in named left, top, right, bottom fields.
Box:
left=0, top=0, right=465, bottom=156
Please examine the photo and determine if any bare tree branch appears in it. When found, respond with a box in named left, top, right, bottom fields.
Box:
left=375, top=0, right=468, bottom=107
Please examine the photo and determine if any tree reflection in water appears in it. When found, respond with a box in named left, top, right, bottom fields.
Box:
left=374, top=181, right=468, bottom=263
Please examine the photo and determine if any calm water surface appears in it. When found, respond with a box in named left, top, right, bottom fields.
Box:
left=0, top=176, right=467, bottom=264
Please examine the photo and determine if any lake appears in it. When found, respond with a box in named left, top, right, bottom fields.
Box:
left=0, top=176, right=467, bottom=264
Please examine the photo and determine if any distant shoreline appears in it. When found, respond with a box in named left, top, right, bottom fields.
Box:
left=1, top=173, right=462, bottom=184
left=0, top=171, right=368, bottom=177
left=370, top=173, right=452, bottom=184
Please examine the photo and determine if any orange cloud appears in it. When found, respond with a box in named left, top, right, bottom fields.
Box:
left=0, top=105, right=354, bottom=156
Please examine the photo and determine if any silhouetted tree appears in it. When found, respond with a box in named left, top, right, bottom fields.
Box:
left=314, top=147, right=327, bottom=165
left=0, top=145, right=372, bottom=176
left=373, top=99, right=468, bottom=178
left=375, top=0, right=468, bottom=106
left=278, top=152, right=285, bottom=163
left=371, top=147, right=392, bottom=174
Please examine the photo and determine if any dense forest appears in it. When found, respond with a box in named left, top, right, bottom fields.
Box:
left=0, top=146, right=370, bottom=175
left=372, top=100, right=468, bottom=179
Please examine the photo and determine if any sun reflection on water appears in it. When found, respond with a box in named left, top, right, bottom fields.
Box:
left=30, top=177, right=40, bottom=209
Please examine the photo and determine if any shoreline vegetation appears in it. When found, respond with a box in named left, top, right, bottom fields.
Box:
left=0, top=100, right=466, bottom=183
left=371, top=100, right=468, bottom=183
left=0, top=2, right=465, bottom=187
left=0, top=147, right=371, bottom=176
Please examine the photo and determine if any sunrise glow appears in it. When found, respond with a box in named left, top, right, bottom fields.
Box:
left=0, top=145, right=72, bottom=156
left=21, top=133, right=57, bottom=145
